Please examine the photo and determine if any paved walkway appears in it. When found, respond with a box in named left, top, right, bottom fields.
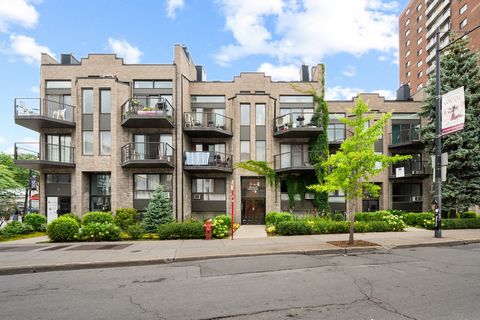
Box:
left=234, top=225, right=268, bottom=239
left=0, top=228, right=479, bottom=275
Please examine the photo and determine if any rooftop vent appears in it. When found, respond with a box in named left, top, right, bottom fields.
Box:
left=60, top=54, right=80, bottom=65
left=300, top=64, right=309, bottom=82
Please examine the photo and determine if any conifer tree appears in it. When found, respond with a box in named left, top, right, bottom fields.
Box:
left=419, top=37, right=480, bottom=214
left=142, top=184, right=173, bottom=232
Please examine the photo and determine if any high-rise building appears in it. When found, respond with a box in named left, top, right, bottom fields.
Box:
left=13, top=45, right=430, bottom=224
left=399, top=0, right=480, bottom=95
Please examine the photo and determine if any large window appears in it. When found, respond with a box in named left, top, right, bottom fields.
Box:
left=256, top=104, right=265, bottom=125
left=279, top=96, right=313, bottom=103
left=256, top=141, right=266, bottom=161
left=100, top=89, right=111, bottom=113
left=100, top=132, right=111, bottom=155
left=82, top=89, right=93, bottom=113
left=191, top=96, right=225, bottom=103
left=134, top=174, right=172, bottom=200
left=241, top=104, right=250, bottom=125
left=133, top=80, right=173, bottom=89
left=46, top=80, right=71, bottom=89
left=192, top=179, right=226, bottom=201
left=46, top=174, right=71, bottom=184
left=134, top=134, right=173, bottom=158
left=90, top=174, right=111, bottom=211
left=240, top=141, right=250, bottom=161
left=46, top=135, right=72, bottom=162
left=83, top=132, right=93, bottom=155
left=392, top=183, right=422, bottom=203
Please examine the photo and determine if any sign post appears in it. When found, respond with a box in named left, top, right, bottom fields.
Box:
left=231, top=180, right=234, bottom=240
left=47, top=197, right=58, bottom=223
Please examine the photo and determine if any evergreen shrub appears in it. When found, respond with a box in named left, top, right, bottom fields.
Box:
left=47, top=217, right=79, bottom=242
left=143, top=185, right=173, bottom=232
left=24, top=213, right=47, bottom=231
left=114, top=208, right=139, bottom=230
left=157, top=221, right=205, bottom=240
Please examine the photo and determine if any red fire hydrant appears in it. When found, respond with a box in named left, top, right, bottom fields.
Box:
left=204, top=219, right=213, bottom=240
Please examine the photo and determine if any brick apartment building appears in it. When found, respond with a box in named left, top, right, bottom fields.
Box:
left=399, top=0, right=480, bottom=95
left=13, top=45, right=430, bottom=224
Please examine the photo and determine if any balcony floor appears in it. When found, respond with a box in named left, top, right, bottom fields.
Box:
left=388, top=141, right=423, bottom=149
left=121, top=159, right=174, bottom=168
left=14, top=160, right=75, bottom=170
left=184, top=166, right=233, bottom=173
left=121, top=116, right=174, bottom=128
left=15, top=116, right=75, bottom=132
left=274, top=127, right=323, bottom=138
left=183, top=127, right=233, bottom=138
left=275, top=167, right=315, bottom=174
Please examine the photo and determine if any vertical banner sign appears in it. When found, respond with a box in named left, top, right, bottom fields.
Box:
left=29, top=176, right=37, bottom=190
left=442, top=86, right=465, bottom=135
left=231, top=180, right=234, bottom=240
left=47, top=197, right=58, bottom=223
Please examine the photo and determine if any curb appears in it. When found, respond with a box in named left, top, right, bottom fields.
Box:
left=0, top=239, right=478, bottom=276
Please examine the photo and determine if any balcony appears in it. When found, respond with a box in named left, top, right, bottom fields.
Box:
left=183, top=112, right=233, bottom=138
left=121, top=142, right=174, bottom=168
left=14, top=142, right=75, bottom=170
left=392, top=195, right=423, bottom=212
left=274, top=151, right=316, bottom=174
left=274, top=112, right=323, bottom=138
left=121, top=98, right=174, bottom=128
left=184, top=151, right=233, bottom=173
left=389, top=127, right=422, bottom=149
left=390, top=161, right=431, bottom=179
left=14, top=98, right=75, bottom=132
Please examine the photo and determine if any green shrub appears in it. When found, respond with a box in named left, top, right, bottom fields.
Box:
left=355, top=211, right=391, bottom=222
left=143, top=185, right=173, bottom=232
left=80, top=222, right=121, bottom=241
left=354, top=221, right=369, bottom=233
left=82, top=212, right=113, bottom=225
left=47, top=217, right=80, bottom=242
left=24, top=213, right=47, bottom=231
left=265, top=212, right=293, bottom=227
left=460, top=211, right=477, bottom=219
left=114, top=208, right=139, bottom=230
left=387, top=209, right=406, bottom=216
left=401, top=212, right=434, bottom=227
left=126, top=224, right=145, bottom=240
left=331, top=213, right=344, bottom=221
left=60, top=213, right=81, bottom=225
left=366, top=221, right=393, bottom=232
left=442, top=219, right=480, bottom=229
left=382, top=214, right=406, bottom=231
left=212, top=214, right=231, bottom=238
left=276, top=220, right=312, bottom=235
left=1, top=221, right=35, bottom=237
left=157, top=221, right=205, bottom=240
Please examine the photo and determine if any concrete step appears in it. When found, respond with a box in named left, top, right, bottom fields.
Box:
left=234, top=225, right=268, bottom=239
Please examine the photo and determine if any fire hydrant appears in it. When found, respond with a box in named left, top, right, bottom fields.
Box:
left=204, top=219, right=213, bottom=240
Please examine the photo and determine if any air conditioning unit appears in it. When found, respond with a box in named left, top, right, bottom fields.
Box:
left=411, top=196, right=423, bottom=202
left=305, top=193, right=315, bottom=200
left=411, top=170, right=423, bottom=175
left=163, top=192, right=171, bottom=199
left=193, top=194, right=201, bottom=200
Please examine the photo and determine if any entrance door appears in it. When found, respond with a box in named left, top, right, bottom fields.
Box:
left=241, top=177, right=266, bottom=225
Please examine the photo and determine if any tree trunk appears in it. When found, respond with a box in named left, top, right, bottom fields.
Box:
left=23, top=186, right=29, bottom=216
left=348, top=197, right=356, bottom=245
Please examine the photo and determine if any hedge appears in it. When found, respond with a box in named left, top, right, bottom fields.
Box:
left=442, top=219, right=480, bottom=229
left=157, top=221, right=205, bottom=240
left=276, top=220, right=313, bottom=235
left=114, top=208, right=139, bottom=230
left=80, top=222, right=121, bottom=241
left=24, top=213, right=47, bottom=231
left=82, top=212, right=113, bottom=225
left=401, top=212, right=434, bottom=227
left=47, top=217, right=80, bottom=242
left=355, top=211, right=391, bottom=222
left=461, top=211, right=478, bottom=219
left=266, top=212, right=293, bottom=227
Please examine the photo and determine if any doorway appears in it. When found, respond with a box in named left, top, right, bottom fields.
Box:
left=241, top=177, right=266, bottom=225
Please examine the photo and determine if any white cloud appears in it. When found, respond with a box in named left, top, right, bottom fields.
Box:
left=378, top=55, right=388, bottom=61
left=9, top=34, right=54, bottom=64
left=0, top=135, right=7, bottom=144
left=30, top=85, right=39, bottom=93
left=326, top=86, right=362, bottom=100
left=166, top=0, right=185, bottom=19
left=343, top=65, right=356, bottom=77
left=0, top=0, right=39, bottom=32
left=108, top=38, right=142, bottom=64
left=215, top=0, right=399, bottom=65
left=257, top=62, right=299, bottom=81
left=372, top=89, right=396, bottom=100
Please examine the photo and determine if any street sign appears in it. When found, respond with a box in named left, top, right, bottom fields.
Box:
left=442, top=87, right=465, bottom=135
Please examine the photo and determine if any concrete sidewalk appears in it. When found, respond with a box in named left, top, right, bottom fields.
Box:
left=0, top=228, right=479, bottom=275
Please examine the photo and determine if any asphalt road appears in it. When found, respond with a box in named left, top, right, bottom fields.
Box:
left=1, top=244, right=480, bottom=320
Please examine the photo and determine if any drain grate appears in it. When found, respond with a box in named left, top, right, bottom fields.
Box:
left=40, top=245, right=71, bottom=251
left=68, top=244, right=132, bottom=251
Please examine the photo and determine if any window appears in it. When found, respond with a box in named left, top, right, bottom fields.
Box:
left=418, top=71, right=423, bottom=78
left=133, top=94, right=173, bottom=108
left=46, top=81, right=71, bottom=89
left=417, top=26, right=422, bottom=34
left=405, top=8, right=410, bottom=15
left=82, top=89, right=93, bottom=113
left=417, top=15, right=422, bottom=22
left=406, top=71, right=411, bottom=78
left=405, top=19, right=410, bottom=26
left=460, top=18, right=467, bottom=29
left=83, top=131, right=93, bottom=155
left=417, top=83, right=423, bottom=90
left=100, top=89, right=111, bottom=113
left=279, top=96, right=313, bottom=103
left=392, top=183, right=422, bottom=203
left=406, top=50, right=410, bottom=57
left=417, top=60, right=423, bottom=67
left=256, top=141, right=266, bottom=161
left=417, top=48, right=423, bottom=56
left=406, top=29, right=410, bottom=37
left=240, top=104, right=250, bottom=125
left=416, top=4, right=422, bottom=12
left=460, top=4, right=467, bottom=15
left=192, top=179, right=226, bottom=201
left=256, top=104, right=265, bottom=125
left=406, top=61, right=411, bottom=68
left=417, top=38, right=422, bottom=45
left=46, top=135, right=72, bottom=162
left=406, top=39, right=410, bottom=46
left=90, top=174, right=111, bottom=211
left=191, top=96, right=225, bottom=103
left=240, top=141, right=250, bottom=161
left=329, top=190, right=346, bottom=203
left=100, top=132, right=111, bottom=155
left=46, top=174, right=71, bottom=184
left=134, top=134, right=173, bottom=158
left=134, top=174, right=172, bottom=199
left=133, top=80, right=173, bottom=89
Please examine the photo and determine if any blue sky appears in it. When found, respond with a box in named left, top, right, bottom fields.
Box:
left=0, top=0, right=408, bottom=153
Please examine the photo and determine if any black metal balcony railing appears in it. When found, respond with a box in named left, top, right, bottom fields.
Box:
left=184, top=151, right=232, bottom=169
left=274, top=112, right=322, bottom=134
left=391, top=161, right=430, bottom=178
left=15, top=98, right=75, bottom=122
left=121, top=142, right=174, bottom=164
left=121, top=97, right=175, bottom=122
left=274, top=151, right=316, bottom=170
left=327, top=123, right=345, bottom=143
left=14, top=142, right=75, bottom=163
left=390, top=127, right=421, bottom=146
left=184, top=112, right=232, bottom=132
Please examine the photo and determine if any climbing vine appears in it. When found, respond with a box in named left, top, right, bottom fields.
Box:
left=234, top=160, right=277, bottom=188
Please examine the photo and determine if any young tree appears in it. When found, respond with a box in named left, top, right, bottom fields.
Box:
left=309, top=99, right=410, bottom=244
left=0, top=152, right=34, bottom=212
left=142, top=184, right=173, bottom=232
left=419, top=37, right=480, bottom=214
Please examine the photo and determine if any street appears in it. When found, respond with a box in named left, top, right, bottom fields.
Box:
left=1, top=244, right=479, bottom=320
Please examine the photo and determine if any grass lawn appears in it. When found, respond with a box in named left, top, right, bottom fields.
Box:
left=0, top=232, right=47, bottom=242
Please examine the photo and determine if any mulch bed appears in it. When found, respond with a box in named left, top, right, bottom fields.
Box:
left=327, top=240, right=380, bottom=248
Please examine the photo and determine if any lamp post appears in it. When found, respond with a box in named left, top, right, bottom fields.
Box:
left=433, top=23, right=480, bottom=238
